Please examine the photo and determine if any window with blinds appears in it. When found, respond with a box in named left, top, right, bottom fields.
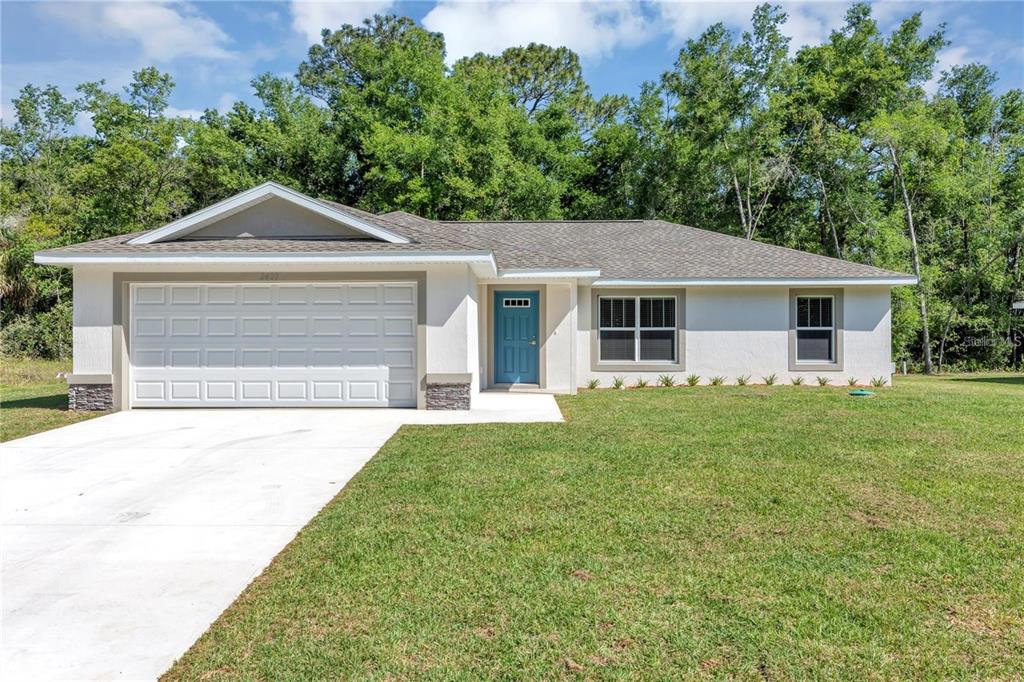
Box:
left=598, top=296, right=676, bottom=362
left=796, top=295, right=834, bottom=362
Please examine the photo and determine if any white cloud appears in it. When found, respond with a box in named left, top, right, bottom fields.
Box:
left=655, top=1, right=848, bottom=52
left=925, top=45, right=971, bottom=95
left=422, top=1, right=651, bottom=63
left=39, top=2, right=234, bottom=62
left=165, top=106, right=206, bottom=120
left=655, top=1, right=754, bottom=43
left=217, top=92, right=239, bottom=112
left=289, top=1, right=396, bottom=44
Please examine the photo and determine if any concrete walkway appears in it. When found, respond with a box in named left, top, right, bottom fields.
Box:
left=0, top=394, right=561, bottom=681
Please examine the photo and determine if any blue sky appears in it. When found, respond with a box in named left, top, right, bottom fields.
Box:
left=2, top=1, right=1022, bottom=125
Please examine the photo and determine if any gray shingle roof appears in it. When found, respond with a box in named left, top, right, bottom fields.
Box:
left=37, top=200, right=911, bottom=280
left=438, top=219, right=908, bottom=279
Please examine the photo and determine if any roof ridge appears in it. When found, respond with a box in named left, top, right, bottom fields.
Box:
left=441, top=219, right=645, bottom=224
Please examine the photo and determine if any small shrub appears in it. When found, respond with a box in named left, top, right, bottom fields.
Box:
left=791, top=376, right=805, bottom=386
left=612, top=376, right=625, bottom=389
left=735, top=374, right=750, bottom=386
left=870, top=376, right=889, bottom=388
left=657, top=374, right=676, bottom=387
left=710, top=376, right=725, bottom=386
left=816, top=376, right=830, bottom=386
left=763, top=373, right=778, bottom=386
left=847, top=377, right=858, bottom=386
left=686, top=373, right=701, bottom=387
left=633, top=377, right=649, bottom=388
left=586, top=378, right=600, bottom=389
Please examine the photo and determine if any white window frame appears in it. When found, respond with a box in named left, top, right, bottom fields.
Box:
left=598, top=295, right=677, bottom=363
left=794, top=294, right=835, bottom=363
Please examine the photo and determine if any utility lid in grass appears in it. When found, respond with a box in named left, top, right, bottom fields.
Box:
left=849, top=389, right=875, bottom=397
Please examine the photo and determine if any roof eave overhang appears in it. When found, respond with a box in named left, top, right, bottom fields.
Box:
left=497, top=268, right=601, bottom=280
left=126, top=182, right=412, bottom=245
left=592, top=276, right=918, bottom=287
left=34, top=250, right=498, bottom=276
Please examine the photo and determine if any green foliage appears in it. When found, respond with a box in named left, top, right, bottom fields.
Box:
left=633, top=377, right=649, bottom=388
left=871, top=376, right=890, bottom=387
left=1, top=301, right=71, bottom=359
left=816, top=376, right=831, bottom=386
left=763, top=373, right=778, bottom=385
left=1, top=5, right=1021, bottom=367
left=611, top=376, right=625, bottom=389
left=686, top=374, right=701, bottom=386
left=657, top=374, right=676, bottom=387
left=848, top=377, right=860, bottom=386
left=736, top=374, right=751, bottom=386
left=710, top=376, right=726, bottom=386
left=586, top=378, right=600, bottom=389
left=791, top=376, right=806, bottom=385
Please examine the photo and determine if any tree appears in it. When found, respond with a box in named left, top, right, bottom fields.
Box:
left=1, top=6, right=1021, bottom=370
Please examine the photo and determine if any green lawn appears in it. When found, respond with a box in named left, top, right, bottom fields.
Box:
left=0, top=357, right=106, bottom=442
left=164, top=374, right=1024, bottom=680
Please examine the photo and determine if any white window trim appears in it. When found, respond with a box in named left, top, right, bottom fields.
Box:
left=598, top=295, right=677, bottom=364
left=794, top=294, right=835, bottom=364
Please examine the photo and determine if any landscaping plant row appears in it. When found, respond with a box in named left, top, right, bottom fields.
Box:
left=587, top=374, right=890, bottom=389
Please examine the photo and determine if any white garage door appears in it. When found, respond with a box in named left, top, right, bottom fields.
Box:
left=129, top=282, right=417, bottom=407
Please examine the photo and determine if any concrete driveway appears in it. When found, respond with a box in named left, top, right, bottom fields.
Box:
left=1, top=394, right=561, bottom=681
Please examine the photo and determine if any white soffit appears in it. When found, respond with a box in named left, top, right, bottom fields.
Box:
left=498, top=268, right=601, bottom=279
left=33, top=251, right=499, bottom=276
left=592, top=277, right=918, bottom=287
left=127, top=182, right=411, bottom=245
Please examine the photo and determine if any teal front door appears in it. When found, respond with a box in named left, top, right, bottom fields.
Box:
left=494, top=290, right=540, bottom=384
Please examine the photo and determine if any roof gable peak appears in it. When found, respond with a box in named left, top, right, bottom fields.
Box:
left=127, top=182, right=412, bottom=245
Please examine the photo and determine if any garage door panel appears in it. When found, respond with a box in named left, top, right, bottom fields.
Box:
left=348, top=284, right=379, bottom=304
left=135, top=285, right=166, bottom=305
left=168, top=349, right=201, bottom=367
left=386, top=381, right=415, bottom=402
left=383, top=317, right=415, bottom=337
left=383, top=284, right=416, bottom=305
left=134, top=381, right=165, bottom=401
left=206, top=381, right=236, bottom=400
left=169, top=317, right=200, bottom=337
left=131, top=282, right=418, bottom=407
left=170, top=286, right=201, bottom=305
left=135, top=318, right=165, bottom=337
left=277, top=381, right=307, bottom=400
left=241, top=286, right=272, bottom=305
left=276, top=285, right=308, bottom=305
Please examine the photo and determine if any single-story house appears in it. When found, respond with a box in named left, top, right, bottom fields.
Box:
left=35, top=182, right=916, bottom=411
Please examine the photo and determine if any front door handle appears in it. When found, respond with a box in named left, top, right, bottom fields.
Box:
left=529, top=338, right=537, bottom=346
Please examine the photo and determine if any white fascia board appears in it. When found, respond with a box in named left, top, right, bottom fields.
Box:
left=592, top=276, right=918, bottom=287
left=1014, top=301, right=1024, bottom=310
left=34, top=250, right=497, bottom=274
left=498, top=268, right=602, bottom=279
left=127, top=182, right=411, bottom=245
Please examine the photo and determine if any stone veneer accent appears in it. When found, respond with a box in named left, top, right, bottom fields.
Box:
left=68, top=383, right=114, bottom=412
left=425, top=382, right=471, bottom=410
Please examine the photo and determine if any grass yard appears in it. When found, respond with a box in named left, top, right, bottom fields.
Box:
left=165, top=374, right=1024, bottom=680
left=0, top=357, right=106, bottom=442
